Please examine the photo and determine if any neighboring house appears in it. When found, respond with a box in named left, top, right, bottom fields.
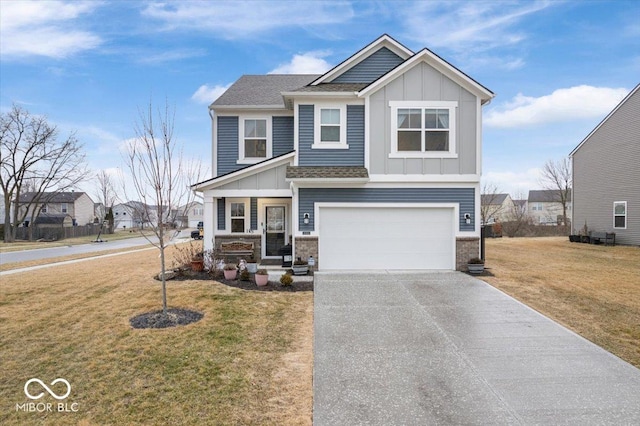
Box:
left=112, top=201, right=155, bottom=229
left=527, top=189, right=572, bottom=226
left=481, top=193, right=515, bottom=224
left=174, top=201, right=204, bottom=228
left=17, top=191, right=95, bottom=226
left=570, top=83, right=640, bottom=245
left=193, top=34, right=494, bottom=270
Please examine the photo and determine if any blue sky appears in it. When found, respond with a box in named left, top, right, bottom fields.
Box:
left=1, top=0, right=638, bottom=199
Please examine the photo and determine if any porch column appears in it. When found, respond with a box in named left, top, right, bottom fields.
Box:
left=203, top=196, right=215, bottom=251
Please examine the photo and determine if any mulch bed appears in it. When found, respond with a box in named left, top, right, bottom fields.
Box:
left=130, top=308, right=204, bottom=329
left=168, top=269, right=314, bottom=292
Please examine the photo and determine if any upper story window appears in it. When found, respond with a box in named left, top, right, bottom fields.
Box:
left=61, top=203, right=68, bottom=213
left=532, top=203, right=543, bottom=211
left=41, top=204, right=47, bottom=213
left=613, top=201, right=626, bottom=229
left=239, top=118, right=271, bottom=164
left=389, top=101, right=457, bottom=158
left=313, top=104, right=347, bottom=149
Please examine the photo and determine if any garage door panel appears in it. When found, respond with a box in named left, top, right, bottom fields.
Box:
left=319, top=206, right=454, bottom=270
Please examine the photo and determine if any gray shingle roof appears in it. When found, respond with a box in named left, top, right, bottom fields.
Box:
left=286, top=166, right=369, bottom=180
left=213, top=74, right=320, bottom=107
left=528, top=189, right=572, bottom=202
left=481, top=193, right=509, bottom=205
left=18, top=191, right=86, bottom=203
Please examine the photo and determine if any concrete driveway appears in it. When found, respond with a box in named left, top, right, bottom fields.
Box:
left=313, top=271, right=640, bottom=425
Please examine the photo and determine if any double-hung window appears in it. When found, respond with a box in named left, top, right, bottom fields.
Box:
left=313, top=104, right=347, bottom=149
left=61, top=203, right=68, bottom=213
left=231, top=202, right=245, bottom=233
left=239, top=118, right=271, bottom=163
left=390, top=101, right=457, bottom=157
left=613, top=201, right=627, bottom=229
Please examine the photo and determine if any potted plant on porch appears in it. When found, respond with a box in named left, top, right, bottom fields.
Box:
left=255, top=269, right=269, bottom=286
left=467, top=257, right=485, bottom=274
left=245, top=255, right=258, bottom=273
left=292, top=258, right=309, bottom=276
left=223, top=263, right=238, bottom=280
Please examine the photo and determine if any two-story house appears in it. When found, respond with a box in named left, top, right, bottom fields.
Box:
left=18, top=191, right=95, bottom=226
left=528, top=189, right=572, bottom=226
left=193, top=35, right=494, bottom=271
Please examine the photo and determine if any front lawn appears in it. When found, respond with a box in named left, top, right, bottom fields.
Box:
left=0, top=246, right=313, bottom=425
left=483, top=237, right=640, bottom=368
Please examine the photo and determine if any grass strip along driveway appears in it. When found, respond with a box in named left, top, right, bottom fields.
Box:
left=0, top=245, right=313, bottom=425
left=483, top=237, right=640, bottom=368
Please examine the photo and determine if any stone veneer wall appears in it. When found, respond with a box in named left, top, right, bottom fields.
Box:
left=456, top=237, right=480, bottom=271
left=214, top=234, right=262, bottom=261
left=294, top=236, right=318, bottom=270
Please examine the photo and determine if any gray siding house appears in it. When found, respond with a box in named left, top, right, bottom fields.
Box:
left=570, top=83, right=640, bottom=245
left=194, top=35, right=494, bottom=270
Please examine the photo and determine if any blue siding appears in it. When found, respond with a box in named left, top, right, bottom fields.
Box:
left=217, top=116, right=239, bottom=176
left=250, top=198, right=258, bottom=230
left=298, top=188, right=475, bottom=232
left=217, top=198, right=226, bottom=230
left=273, top=116, right=294, bottom=156
left=332, top=47, right=404, bottom=83
left=298, top=105, right=365, bottom=166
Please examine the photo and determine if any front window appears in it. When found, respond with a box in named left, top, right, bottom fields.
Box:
left=61, top=203, right=68, bottom=213
left=41, top=204, right=47, bottom=213
left=532, top=203, right=543, bottom=211
left=243, top=119, right=267, bottom=158
left=313, top=104, right=347, bottom=148
left=614, top=201, right=627, bottom=229
left=390, top=101, right=457, bottom=157
left=320, top=108, right=341, bottom=143
left=231, top=202, right=245, bottom=233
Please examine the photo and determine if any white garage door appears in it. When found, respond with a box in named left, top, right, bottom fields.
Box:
left=318, top=206, right=455, bottom=270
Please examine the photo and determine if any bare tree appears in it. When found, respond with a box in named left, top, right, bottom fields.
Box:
left=502, top=191, right=533, bottom=237
left=480, top=182, right=503, bottom=224
left=94, top=170, right=119, bottom=219
left=540, top=158, right=572, bottom=230
left=122, top=101, right=203, bottom=314
left=0, top=104, right=89, bottom=242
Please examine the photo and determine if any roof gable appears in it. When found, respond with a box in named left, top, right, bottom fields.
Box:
left=359, top=48, right=494, bottom=103
left=528, top=189, right=571, bottom=203
left=570, top=83, right=640, bottom=157
left=311, top=34, right=413, bottom=86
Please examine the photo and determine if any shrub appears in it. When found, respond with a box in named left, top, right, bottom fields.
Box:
left=239, top=269, right=250, bottom=281
left=223, top=263, right=237, bottom=271
left=256, top=269, right=268, bottom=275
left=279, top=273, right=293, bottom=286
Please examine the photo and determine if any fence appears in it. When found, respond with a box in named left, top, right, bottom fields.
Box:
left=13, top=224, right=104, bottom=241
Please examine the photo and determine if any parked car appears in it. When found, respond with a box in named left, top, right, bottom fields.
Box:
left=191, top=221, right=203, bottom=240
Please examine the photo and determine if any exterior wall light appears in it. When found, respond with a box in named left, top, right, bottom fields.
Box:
left=303, top=213, right=310, bottom=224
left=464, top=213, right=472, bottom=224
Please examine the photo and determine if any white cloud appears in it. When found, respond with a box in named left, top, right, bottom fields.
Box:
left=142, top=1, right=354, bottom=39
left=401, top=0, right=553, bottom=53
left=0, top=0, right=102, bottom=59
left=485, top=85, right=629, bottom=128
left=483, top=169, right=543, bottom=198
left=269, top=51, right=332, bottom=74
left=191, top=84, right=231, bottom=105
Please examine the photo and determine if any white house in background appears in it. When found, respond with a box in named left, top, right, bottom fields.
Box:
left=481, top=193, right=515, bottom=224
left=112, top=201, right=155, bottom=229
left=193, top=34, right=494, bottom=271
left=174, top=201, right=204, bottom=228
left=527, top=189, right=572, bottom=226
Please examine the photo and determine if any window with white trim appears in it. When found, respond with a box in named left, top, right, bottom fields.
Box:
left=313, top=105, right=347, bottom=149
left=613, top=201, right=626, bottom=229
left=239, top=118, right=271, bottom=163
left=230, top=202, right=246, bottom=233
left=390, top=101, right=457, bottom=157
left=61, top=203, right=68, bottom=213
left=41, top=204, right=47, bottom=213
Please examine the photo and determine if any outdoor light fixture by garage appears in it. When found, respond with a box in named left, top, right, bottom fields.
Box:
left=303, top=213, right=310, bottom=224
left=464, top=213, right=472, bottom=224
